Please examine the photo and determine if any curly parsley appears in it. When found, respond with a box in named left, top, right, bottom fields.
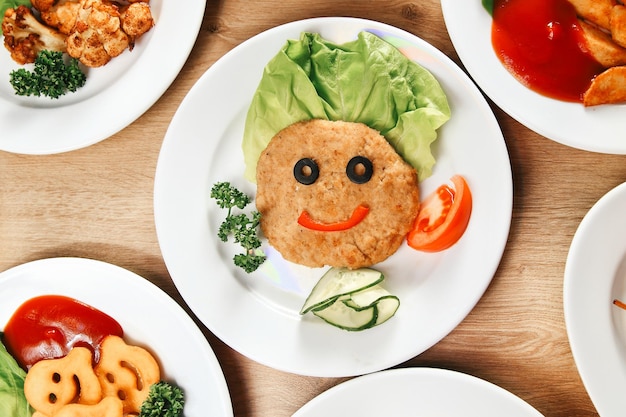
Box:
left=211, top=182, right=266, bottom=273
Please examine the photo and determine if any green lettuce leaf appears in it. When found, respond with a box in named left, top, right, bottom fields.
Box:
left=0, top=337, right=33, bottom=417
left=242, top=31, right=450, bottom=182
left=482, top=0, right=494, bottom=15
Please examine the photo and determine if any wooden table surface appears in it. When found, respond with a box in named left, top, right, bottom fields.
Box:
left=2, top=1, right=626, bottom=416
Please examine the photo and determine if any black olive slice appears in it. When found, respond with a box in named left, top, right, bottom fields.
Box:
left=294, top=158, right=319, bottom=185
left=346, top=156, right=373, bottom=184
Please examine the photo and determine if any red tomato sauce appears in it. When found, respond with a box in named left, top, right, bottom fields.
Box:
left=2, top=295, right=123, bottom=370
left=491, top=0, right=605, bottom=102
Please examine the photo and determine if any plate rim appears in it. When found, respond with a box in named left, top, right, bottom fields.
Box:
left=564, top=181, right=626, bottom=417
left=292, top=367, right=544, bottom=416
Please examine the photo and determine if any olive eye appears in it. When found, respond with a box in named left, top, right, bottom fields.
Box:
left=346, top=156, right=373, bottom=184
left=294, top=158, right=319, bottom=185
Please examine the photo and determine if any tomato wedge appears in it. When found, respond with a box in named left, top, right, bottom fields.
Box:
left=2, top=295, right=123, bottom=370
left=407, top=175, right=472, bottom=252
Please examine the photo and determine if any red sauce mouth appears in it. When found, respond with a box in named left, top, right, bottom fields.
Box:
left=297, top=204, right=370, bottom=232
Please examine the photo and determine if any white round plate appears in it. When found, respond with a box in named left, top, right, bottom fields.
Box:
left=441, top=1, right=626, bottom=154
left=154, top=17, right=512, bottom=377
left=0, top=257, right=233, bottom=417
left=292, top=367, right=544, bottom=417
left=0, top=0, right=205, bottom=154
left=564, top=181, right=626, bottom=417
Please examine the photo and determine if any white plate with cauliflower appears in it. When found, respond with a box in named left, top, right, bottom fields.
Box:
left=0, top=0, right=205, bottom=154
left=154, top=17, right=513, bottom=377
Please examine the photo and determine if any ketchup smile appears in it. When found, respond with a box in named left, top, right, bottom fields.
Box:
left=492, top=0, right=605, bottom=102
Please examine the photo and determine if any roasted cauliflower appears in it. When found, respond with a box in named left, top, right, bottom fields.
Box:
left=120, top=1, right=153, bottom=42
left=65, top=0, right=153, bottom=67
left=32, top=0, right=81, bottom=35
left=2, top=5, right=66, bottom=64
left=66, top=0, right=128, bottom=67
left=3, top=0, right=153, bottom=68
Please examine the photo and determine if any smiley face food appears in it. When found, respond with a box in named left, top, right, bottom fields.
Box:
left=256, top=119, right=420, bottom=269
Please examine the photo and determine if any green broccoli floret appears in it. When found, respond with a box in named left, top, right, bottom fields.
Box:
left=139, top=381, right=185, bottom=417
left=9, top=50, right=86, bottom=99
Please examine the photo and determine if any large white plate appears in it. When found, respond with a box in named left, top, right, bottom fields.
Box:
left=441, top=1, right=626, bottom=154
left=0, top=0, right=205, bottom=154
left=154, top=17, right=513, bottom=377
left=292, top=367, right=544, bottom=417
left=0, top=257, right=233, bottom=417
left=564, top=181, right=626, bottom=417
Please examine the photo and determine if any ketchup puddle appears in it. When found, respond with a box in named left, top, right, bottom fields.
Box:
left=491, top=0, right=605, bottom=102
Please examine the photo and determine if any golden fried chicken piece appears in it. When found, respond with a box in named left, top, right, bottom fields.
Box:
left=66, top=0, right=129, bottom=67
left=33, top=0, right=81, bottom=35
left=2, top=5, right=66, bottom=64
left=120, top=1, right=153, bottom=45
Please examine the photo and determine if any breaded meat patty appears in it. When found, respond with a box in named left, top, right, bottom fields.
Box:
left=255, top=119, right=420, bottom=269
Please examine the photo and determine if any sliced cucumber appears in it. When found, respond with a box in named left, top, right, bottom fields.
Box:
left=300, top=267, right=384, bottom=314
left=344, top=285, right=400, bottom=327
left=313, top=297, right=377, bottom=331
left=301, top=267, right=400, bottom=331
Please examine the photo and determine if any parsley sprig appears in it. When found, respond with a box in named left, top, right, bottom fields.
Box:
left=211, top=182, right=266, bottom=273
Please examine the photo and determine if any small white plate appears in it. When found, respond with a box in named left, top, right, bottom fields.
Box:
left=564, top=182, right=626, bottom=417
left=0, top=257, right=233, bottom=417
left=441, top=0, right=626, bottom=154
left=0, top=0, right=205, bottom=154
left=154, top=17, right=512, bottom=377
left=292, top=367, right=544, bottom=417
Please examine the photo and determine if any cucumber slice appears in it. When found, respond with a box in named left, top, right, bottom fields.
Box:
left=346, top=285, right=400, bottom=327
left=341, top=285, right=400, bottom=327
left=312, top=297, right=378, bottom=331
left=300, top=267, right=384, bottom=314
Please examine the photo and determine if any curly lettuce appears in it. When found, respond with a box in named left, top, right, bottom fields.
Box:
left=482, top=0, right=494, bottom=15
left=0, top=337, right=33, bottom=417
left=242, top=31, right=450, bottom=182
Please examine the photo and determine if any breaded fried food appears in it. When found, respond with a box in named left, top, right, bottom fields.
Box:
left=583, top=65, right=626, bottom=105
left=578, top=19, right=626, bottom=67
left=611, top=5, right=626, bottom=48
left=256, top=119, right=420, bottom=269
left=566, top=0, right=616, bottom=29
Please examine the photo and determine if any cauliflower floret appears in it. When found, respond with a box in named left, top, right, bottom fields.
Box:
left=31, top=0, right=56, bottom=11
left=66, top=0, right=129, bottom=67
left=120, top=1, right=153, bottom=42
left=33, top=0, right=81, bottom=35
left=2, top=5, right=66, bottom=64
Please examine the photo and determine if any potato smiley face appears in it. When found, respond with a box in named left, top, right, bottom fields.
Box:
left=255, top=119, right=420, bottom=269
